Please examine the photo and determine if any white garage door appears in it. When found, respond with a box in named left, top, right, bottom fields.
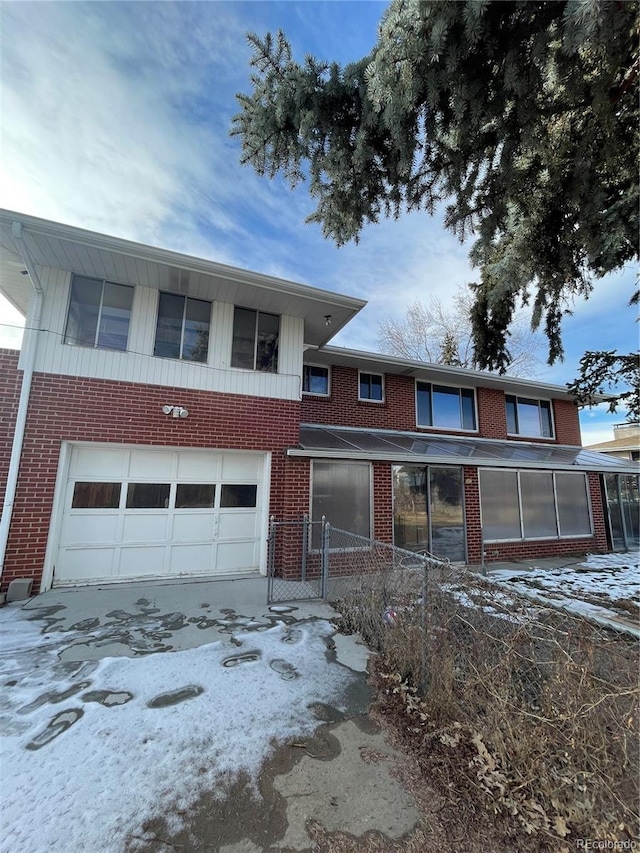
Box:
left=53, top=446, right=268, bottom=585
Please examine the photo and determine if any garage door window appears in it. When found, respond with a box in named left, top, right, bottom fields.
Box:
left=126, top=483, right=171, bottom=509
left=72, top=482, right=121, bottom=509
left=175, top=484, right=216, bottom=508
left=220, top=484, right=257, bottom=507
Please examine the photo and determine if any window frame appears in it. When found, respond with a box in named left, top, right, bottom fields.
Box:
left=479, top=468, right=593, bottom=543
left=505, top=395, right=555, bottom=439
left=415, top=381, right=478, bottom=432
left=64, top=274, right=134, bottom=352
left=153, top=291, right=212, bottom=363
left=231, top=306, right=280, bottom=373
left=358, top=371, right=385, bottom=403
left=302, top=364, right=331, bottom=397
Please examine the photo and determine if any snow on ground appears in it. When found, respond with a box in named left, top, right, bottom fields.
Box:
left=0, top=605, right=355, bottom=853
left=441, top=553, right=639, bottom=634
left=489, top=552, right=640, bottom=629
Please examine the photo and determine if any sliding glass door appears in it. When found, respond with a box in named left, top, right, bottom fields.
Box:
left=604, top=474, right=640, bottom=551
left=393, top=465, right=465, bottom=562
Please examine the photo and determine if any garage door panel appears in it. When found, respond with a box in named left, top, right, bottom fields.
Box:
left=58, top=548, right=115, bottom=580
left=128, top=450, right=174, bottom=478
left=169, top=544, right=213, bottom=573
left=121, top=514, right=169, bottom=543
left=177, top=453, right=220, bottom=480
left=60, top=514, right=120, bottom=546
left=72, top=447, right=128, bottom=479
left=216, top=541, right=258, bottom=572
left=218, top=512, right=259, bottom=540
left=118, top=546, right=166, bottom=577
left=221, top=454, right=262, bottom=479
left=172, top=513, right=215, bottom=542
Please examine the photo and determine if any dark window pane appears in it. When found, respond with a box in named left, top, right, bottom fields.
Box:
left=303, top=365, right=329, bottom=394
left=154, top=292, right=184, bottom=359
left=393, top=465, right=428, bottom=551
left=126, top=483, right=170, bottom=508
left=175, top=484, right=216, bottom=508
left=97, top=282, right=133, bottom=351
left=540, top=400, right=553, bottom=437
left=72, top=481, right=120, bottom=509
left=416, top=382, right=432, bottom=426
left=360, top=373, right=383, bottom=401
left=430, top=467, right=465, bottom=561
left=64, top=275, right=102, bottom=346
left=432, top=385, right=461, bottom=428
left=182, top=298, right=210, bottom=362
left=517, top=398, right=543, bottom=436
left=231, top=307, right=256, bottom=369
left=220, top=484, right=257, bottom=508
left=505, top=396, right=517, bottom=433
left=461, top=389, right=476, bottom=430
left=256, top=312, right=279, bottom=372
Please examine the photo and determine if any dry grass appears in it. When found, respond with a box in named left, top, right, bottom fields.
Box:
left=334, top=565, right=640, bottom=849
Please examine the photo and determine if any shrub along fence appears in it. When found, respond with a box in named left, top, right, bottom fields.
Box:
left=326, top=533, right=639, bottom=846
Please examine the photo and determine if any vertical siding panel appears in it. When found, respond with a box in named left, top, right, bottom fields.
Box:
left=30, top=272, right=303, bottom=400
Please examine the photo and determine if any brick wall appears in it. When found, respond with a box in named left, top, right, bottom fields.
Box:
left=553, top=399, right=582, bottom=445
left=1, top=372, right=301, bottom=592
left=302, top=365, right=582, bottom=444
left=0, top=350, right=20, bottom=508
left=373, top=462, right=393, bottom=543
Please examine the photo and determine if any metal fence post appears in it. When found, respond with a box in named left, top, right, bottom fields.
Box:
left=267, top=515, right=276, bottom=603
left=421, top=555, right=429, bottom=693
left=321, top=516, right=331, bottom=600
left=301, top=513, right=308, bottom=583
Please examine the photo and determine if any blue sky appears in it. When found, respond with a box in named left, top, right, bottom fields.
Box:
left=0, top=0, right=637, bottom=444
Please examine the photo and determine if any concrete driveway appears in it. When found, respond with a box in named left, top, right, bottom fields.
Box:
left=1, top=577, right=420, bottom=853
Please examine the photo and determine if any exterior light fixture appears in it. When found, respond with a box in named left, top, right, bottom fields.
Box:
left=162, top=405, right=189, bottom=419
left=324, top=315, right=332, bottom=326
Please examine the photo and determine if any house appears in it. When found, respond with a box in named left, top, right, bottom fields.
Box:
left=585, top=423, right=640, bottom=462
left=0, top=210, right=638, bottom=595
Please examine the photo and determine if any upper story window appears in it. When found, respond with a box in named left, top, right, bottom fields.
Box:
left=231, top=307, right=279, bottom=372
left=416, top=382, right=476, bottom=431
left=359, top=372, right=384, bottom=402
left=303, top=365, right=330, bottom=396
left=505, top=395, right=553, bottom=438
left=64, top=274, right=133, bottom=351
left=154, top=292, right=211, bottom=363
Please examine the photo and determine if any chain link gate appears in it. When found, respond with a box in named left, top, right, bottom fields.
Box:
left=266, top=515, right=433, bottom=606
left=267, top=515, right=330, bottom=603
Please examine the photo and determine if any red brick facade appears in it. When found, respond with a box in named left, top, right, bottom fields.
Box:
left=0, top=354, right=613, bottom=594
left=1, top=370, right=300, bottom=592
left=302, top=365, right=582, bottom=445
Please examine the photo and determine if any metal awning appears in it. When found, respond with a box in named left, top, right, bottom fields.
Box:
left=288, top=425, right=640, bottom=474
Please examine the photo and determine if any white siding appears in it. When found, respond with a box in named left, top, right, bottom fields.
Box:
left=26, top=267, right=304, bottom=400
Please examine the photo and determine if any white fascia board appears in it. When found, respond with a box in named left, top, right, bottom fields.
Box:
left=0, top=209, right=366, bottom=312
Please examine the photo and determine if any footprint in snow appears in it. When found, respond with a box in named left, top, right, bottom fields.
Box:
left=26, top=708, right=84, bottom=750
left=269, top=659, right=299, bottom=680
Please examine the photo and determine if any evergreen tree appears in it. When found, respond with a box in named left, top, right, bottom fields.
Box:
left=439, top=331, right=463, bottom=368
left=232, top=0, right=638, bottom=411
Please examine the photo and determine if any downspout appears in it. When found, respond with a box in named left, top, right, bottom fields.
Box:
left=0, top=221, right=44, bottom=583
